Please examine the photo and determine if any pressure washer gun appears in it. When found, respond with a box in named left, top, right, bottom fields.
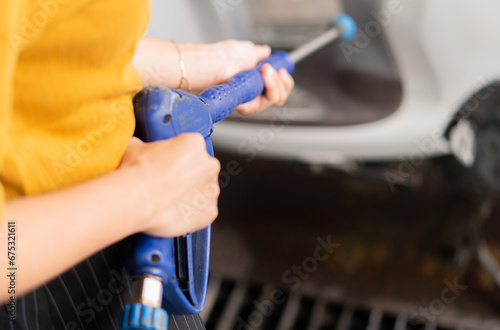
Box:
left=119, top=14, right=356, bottom=330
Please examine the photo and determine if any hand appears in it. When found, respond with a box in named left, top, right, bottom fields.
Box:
left=134, top=38, right=295, bottom=115
left=186, top=40, right=295, bottom=115
left=235, top=63, right=295, bottom=116
left=119, top=134, right=221, bottom=237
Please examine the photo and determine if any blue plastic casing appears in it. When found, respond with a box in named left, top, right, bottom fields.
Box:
left=132, top=87, right=212, bottom=315
left=128, top=51, right=295, bottom=317
left=121, top=303, right=168, bottom=330
left=330, top=13, right=357, bottom=42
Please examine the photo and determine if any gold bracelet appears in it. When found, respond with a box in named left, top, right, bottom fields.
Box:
left=171, top=40, right=191, bottom=91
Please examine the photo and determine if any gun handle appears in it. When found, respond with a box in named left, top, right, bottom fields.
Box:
left=128, top=86, right=211, bottom=315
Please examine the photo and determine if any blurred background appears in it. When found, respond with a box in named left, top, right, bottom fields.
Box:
left=147, top=0, right=500, bottom=329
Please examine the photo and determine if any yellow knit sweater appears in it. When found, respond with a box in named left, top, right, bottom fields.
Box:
left=0, top=0, right=149, bottom=206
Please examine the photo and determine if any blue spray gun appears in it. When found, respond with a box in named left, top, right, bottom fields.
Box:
left=120, top=14, right=356, bottom=330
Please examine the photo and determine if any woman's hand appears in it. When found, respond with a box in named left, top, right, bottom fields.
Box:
left=235, top=63, right=295, bottom=116
left=119, top=134, right=221, bottom=237
left=191, top=40, right=295, bottom=115
left=133, top=38, right=294, bottom=116
left=1, top=133, right=220, bottom=299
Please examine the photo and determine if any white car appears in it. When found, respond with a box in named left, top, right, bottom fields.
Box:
left=147, top=0, right=500, bottom=193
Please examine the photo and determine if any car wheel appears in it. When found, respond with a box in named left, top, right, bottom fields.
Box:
left=445, top=84, right=500, bottom=196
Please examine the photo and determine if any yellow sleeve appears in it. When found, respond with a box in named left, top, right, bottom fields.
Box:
left=0, top=2, right=30, bottom=222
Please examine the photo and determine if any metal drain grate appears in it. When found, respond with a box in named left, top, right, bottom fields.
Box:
left=200, top=275, right=476, bottom=330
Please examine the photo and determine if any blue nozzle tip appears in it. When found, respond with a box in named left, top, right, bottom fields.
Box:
left=330, top=14, right=357, bottom=42
left=120, top=303, right=168, bottom=330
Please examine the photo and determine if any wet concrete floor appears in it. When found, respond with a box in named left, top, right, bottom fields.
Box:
left=210, top=153, right=500, bottom=329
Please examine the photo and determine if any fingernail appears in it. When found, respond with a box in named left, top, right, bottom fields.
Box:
left=268, top=65, right=277, bottom=75
left=281, top=69, right=293, bottom=83
left=265, top=65, right=274, bottom=77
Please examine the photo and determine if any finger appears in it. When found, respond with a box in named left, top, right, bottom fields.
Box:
left=255, top=44, right=271, bottom=61
left=203, top=180, right=220, bottom=200
left=237, top=63, right=289, bottom=115
left=277, top=70, right=292, bottom=106
left=208, top=158, right=221, bottom=179
left=270, top=69, right=294, bottom=107
left=236, top=96, right=271, bottom=116
left=273, top=65, right=289, bottom=106
left=279, top=68, right=295, bottom=92
left=235, top=102, right=253, bottom=115
left=262, top=64, right=281, bottom=105
left=273, top=70, right=289, bottom=107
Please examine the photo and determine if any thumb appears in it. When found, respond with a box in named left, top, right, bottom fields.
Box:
left=119, top=137, right=144, bottom=168
left=128, top=136, right=144, bottom=147
left=255, top=44, right=271, bottom=61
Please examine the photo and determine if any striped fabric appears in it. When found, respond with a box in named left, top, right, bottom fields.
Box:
left=0, top=239, right=206, bottom=330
